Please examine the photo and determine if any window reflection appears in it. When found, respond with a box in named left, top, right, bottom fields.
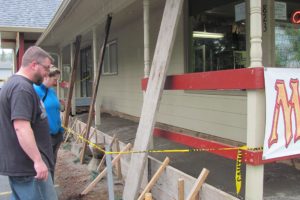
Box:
left=188, top=0, right=246, bottom=73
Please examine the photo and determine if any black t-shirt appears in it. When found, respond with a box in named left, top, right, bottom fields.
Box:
left=0, top=75, right=54, bottom=176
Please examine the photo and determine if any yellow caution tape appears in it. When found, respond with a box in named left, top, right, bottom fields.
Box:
left=235, top=147, right=243, bottom=195
left=63, top=125, right=262, bottom=197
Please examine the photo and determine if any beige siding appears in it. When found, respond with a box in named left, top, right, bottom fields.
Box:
left=96, top=2, right=247, bottom=143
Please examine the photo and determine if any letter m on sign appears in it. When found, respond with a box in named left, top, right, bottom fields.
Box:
left=268, top=79, right=300, bottom=148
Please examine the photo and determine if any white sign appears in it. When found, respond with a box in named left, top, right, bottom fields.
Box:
left=235, top=2, right=246, bottom=22
left=275, top=1, right=287, bottom=20
left=263, top=68, right=300, bottom=160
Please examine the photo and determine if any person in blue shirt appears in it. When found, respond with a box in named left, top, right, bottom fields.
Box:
left=34, top=66, right=63, bottom=181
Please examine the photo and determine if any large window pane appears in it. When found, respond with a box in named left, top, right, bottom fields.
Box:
left=188, top=0, right=246, bottom=73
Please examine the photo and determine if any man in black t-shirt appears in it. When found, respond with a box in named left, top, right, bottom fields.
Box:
left=0, top=46, right=58, bottom=200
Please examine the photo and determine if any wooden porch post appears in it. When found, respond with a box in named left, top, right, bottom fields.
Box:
left=246, top=0, right=265, bottom=199
left=70, top=43, right=76, bottom=116
left=17, top=32, right=24, bottom=71
left=59, top=49, right=64, bottom=100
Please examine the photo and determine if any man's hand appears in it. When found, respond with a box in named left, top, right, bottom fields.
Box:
left=34, top=159, right=48, bottom=181
left=13, top=119, right=49, bottom=181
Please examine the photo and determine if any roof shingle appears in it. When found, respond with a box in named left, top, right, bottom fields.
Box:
left=0, top=0, right=62, bottom=29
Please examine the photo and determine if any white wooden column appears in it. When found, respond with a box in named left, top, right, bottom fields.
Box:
left=59, top=49, right=64, bottom=100
left=246, top=0, right=265, bottom=200
left=70, top=43, right=76, bottom=116
left=56, top=53, right=61, bottom=98
left=93, top=27, right=101, bottom=128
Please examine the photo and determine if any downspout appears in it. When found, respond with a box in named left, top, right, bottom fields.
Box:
left=93, top=27, right=101, bottom=128
left=143, top=0, right=150, bottom=78
left=143, top=0, right=153, bottom=149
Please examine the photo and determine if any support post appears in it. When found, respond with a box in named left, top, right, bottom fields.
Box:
left=70, top=42, right=76, bottom=116
left=80, top=15, right=112, bottom=164
left=123, top=1, right=184, bottom=199
left=178, top=178, right=184, bottom=200
left=63, top=36, right=81, bottom=128
left=246, top=0, right=265, bottom=200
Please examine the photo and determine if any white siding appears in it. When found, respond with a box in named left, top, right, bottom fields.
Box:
left=96, top=2, right=247, bottom=143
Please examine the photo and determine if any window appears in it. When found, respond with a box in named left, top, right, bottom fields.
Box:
left=0, top=48, right=13, bottom=87
left=80, top=47, right=93, bottom=97
left=274, top=1, right=300, bottom=68
left=187, top=0, right=247, bottom=73
left=103, top=40, right=118, bottom=75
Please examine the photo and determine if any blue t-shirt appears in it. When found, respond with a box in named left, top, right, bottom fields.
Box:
left=34, top=84, right=63, bottom=135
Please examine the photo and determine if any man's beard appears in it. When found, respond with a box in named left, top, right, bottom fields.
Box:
left=34, top=73, right=44, bottom=85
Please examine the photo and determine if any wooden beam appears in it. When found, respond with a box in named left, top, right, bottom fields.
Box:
left=17, top=32, right=24, bottom=71
left=137, top=157, right=170, bottom=200
left=178, top=178, right=184, bottom=200
left=81, top=143, right=132, bottom=195
left=186, top=168, right=210, bottom=200
left=141, top=67, right=265, bottom=91
left=80, top=14, right=112, bottom=164
left=62, top=35, right=81, bottom=128
left=123, top=1, right=184, bottom=199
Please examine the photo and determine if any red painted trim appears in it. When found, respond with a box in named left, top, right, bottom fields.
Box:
left=17, top=33, right=24, bottom=71
left=142, top=67, right=265, bottom=91
left=153, top=128, right=300, bottom=165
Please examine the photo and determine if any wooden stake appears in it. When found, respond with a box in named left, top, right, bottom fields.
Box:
left=123, top=1, right=184, bottom=199
left=63, top=35, right=81, bottom=128
left=186, top=168, right=210, bottom=200
left=115, top=138, right=123, bottom=180
left=137, top=157, right=170, bottom=200
left=96, top=135, right=116, bottom=172
left=64, top=118, right=77, bottom=143
left=81, top=143, right=132, bottom=195
left=80, top=14, right=112, bottom=164
left=76, top=126, right=86, bottom=144
left=144, top=193, right=152, bottom=200
left=178, top=178, right=184, bottom=200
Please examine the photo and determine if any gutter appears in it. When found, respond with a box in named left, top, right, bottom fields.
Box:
left=0, top=26, right=44, bottom=33
left=36, top=0, right=72, bottom=45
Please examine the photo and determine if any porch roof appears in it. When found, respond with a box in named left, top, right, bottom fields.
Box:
left=36, top=0, right=162, bottom=49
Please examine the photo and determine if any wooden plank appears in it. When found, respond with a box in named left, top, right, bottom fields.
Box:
left=63, top=35, right=81, bottom=128
left=81, top=143, right=132, bottom=195
left=178, top=178, right=184, bottom=200
left=141, top=67, right=265, bottom=91
left=186, top=168, right=210, bottom=200
left=80, top=14, right=112, bottom=164
left=123, top=0, right=184, bottom=199
left=137, top=157, right=170, bottom=200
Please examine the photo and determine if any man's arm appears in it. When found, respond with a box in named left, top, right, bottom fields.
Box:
left=13, top=119, right=48, bottom=180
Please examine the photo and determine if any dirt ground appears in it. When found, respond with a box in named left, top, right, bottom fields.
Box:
left=55, top=144, right=123, bottom=200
